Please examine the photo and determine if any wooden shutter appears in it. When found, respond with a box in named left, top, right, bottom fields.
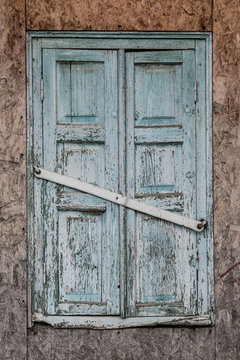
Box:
left=42, top=49, right=120, bottom=315
left=125, top=50, right=198, bottom=316
left=29, top=34, right=212, bottom=326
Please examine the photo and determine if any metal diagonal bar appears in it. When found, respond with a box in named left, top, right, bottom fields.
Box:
left=34, top=167, right=207, bottom=232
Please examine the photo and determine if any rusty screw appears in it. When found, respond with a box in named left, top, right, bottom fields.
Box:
left=197, top=219, right=207, bottom=230
left=34, top=167, right=41, bottom=175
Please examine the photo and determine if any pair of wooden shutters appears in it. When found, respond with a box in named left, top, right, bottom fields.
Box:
left=30, top=34, right=212, bottom=322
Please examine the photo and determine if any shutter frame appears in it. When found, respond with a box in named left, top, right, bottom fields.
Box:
left=27, top=32, right=213, bottom=327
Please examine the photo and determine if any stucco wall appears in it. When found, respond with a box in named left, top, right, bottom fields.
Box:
left=26, top=0, right=212, bottom=31
left=0, top=1, right=27, bottom=359
left=0, top=0, right=239, bottom=359
left=213, top=1, right=240, bottom=359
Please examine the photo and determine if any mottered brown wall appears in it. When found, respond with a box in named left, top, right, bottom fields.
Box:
left=0, top=0, right=239, bottom=359
left=0, top=1, right=27, bottom=359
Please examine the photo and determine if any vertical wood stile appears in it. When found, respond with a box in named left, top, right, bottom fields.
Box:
left=181, top=49, right=197, bottom=314
left=125, top=52, right=135, bottom=317
left=118, top=49, right=126, bottom=318
left=195, top=40, right=206, bottom=314
left=104, top=50, right=120, bottom=315
left=195, top=39, right=212, bottom=314
left=32, top=38, right=45, bottom=314
left=42, top=49, right=58, bottom=314
left=205, top=35, right=214, bottom=319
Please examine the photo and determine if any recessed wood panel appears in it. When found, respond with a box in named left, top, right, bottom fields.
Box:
left=136, top=215, right=178, bottom=304
left=135, top=144, right=182, bottom=195
left=58, top=210, right=104, bottom=303
left=135, top=64, right=181, bottom=126
left=59, top=144, right=105, bottom=187
left=57, top=62, right=104, bottom=124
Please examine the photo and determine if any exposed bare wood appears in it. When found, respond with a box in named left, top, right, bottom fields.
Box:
left=32, top=312, right=212, bottom=328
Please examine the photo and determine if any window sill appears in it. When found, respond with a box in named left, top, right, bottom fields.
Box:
left=32, top=312, right=211, bottom=329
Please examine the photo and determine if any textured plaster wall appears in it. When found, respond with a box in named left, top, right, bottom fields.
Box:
left=0, top=0, right=239, bottom=359
left=0, top=0, right=27, bottom=359
left=213, top=1, right=240, bottom=359
left=26, top=0, right=212, bottom=31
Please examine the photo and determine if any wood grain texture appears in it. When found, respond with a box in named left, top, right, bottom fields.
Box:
left=0, top=0, right=27, bottom=359
left=213, top=1, right=240, bottom=359
left=26, top=0, right=211, bottom=31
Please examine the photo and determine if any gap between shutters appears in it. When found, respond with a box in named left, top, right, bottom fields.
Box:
left=34, top=167, right=207, bottom=232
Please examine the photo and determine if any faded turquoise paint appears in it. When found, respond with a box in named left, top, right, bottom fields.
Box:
left=125, top=50, right=197, bottom=317
left=28, top=33, right=213, bottom=326
left=42, top=49, right=120, bottom=315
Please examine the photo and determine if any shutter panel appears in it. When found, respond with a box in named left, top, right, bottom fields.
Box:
left=126, top=51, right=197, bottom=316
left=42, top=49, right=120, bottom=315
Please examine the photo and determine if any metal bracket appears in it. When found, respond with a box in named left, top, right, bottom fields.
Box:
left=34, top=166, right=207, bottom=233
left=197, top=219, right=207, bottom=230
left=194, top=80, right=198, bottom=103
left=40, top=78, right=44, bottom=101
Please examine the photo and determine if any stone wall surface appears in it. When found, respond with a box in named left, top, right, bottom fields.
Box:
left=0, top=0, right=240, bottom=359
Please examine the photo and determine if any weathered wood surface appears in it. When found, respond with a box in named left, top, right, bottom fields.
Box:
left=39, top=49, right=120, bottom=316
left=123, top=46, right=210, bottom=318
left=32, top=312, right=211, bottom=328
